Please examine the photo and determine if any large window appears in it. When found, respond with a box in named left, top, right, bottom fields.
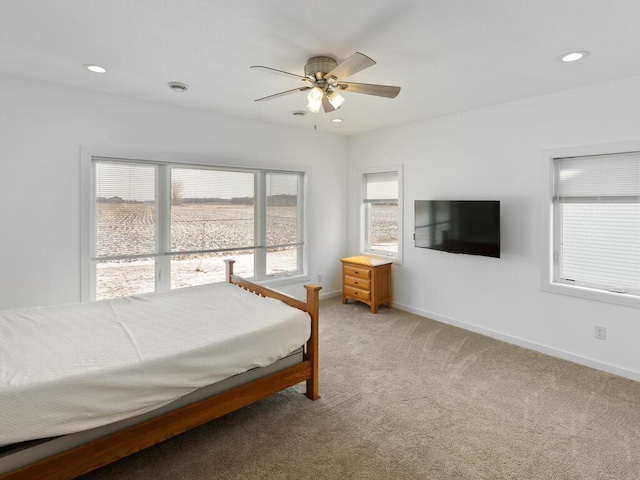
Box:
left=546, top=150, right=640, bottom=306
left=361, top=166, right=403, bottom=262
left=90, top=158, right=305, bottom=300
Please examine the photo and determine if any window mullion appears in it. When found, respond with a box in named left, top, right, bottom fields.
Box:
left=156, top=165, right=171, bottom=292
left=87, top=158, right=97, bottom=302
left=255, top=171, right=266, bottom=279
left=296, top=173, right=305, bottom=274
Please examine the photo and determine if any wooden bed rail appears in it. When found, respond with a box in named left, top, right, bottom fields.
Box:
left=224, top=259, right=321, bottom=400
left=0, top=261, right=322, bottom=480
left=0, top=362, right=314, bottom=480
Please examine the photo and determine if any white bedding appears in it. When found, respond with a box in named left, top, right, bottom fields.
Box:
left=0, top=282, right=310, bottom=447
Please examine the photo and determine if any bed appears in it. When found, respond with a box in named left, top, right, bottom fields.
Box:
left=0, top=259, right=321, bottom=479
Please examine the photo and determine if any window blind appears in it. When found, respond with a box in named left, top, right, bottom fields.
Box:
left=553, top=153, right=640, bottom=293
left=95, top=162, right=156, bottom=258
left=266, top=173, right=299, bottom=248
left=170, top=168, right=255, bottom=253
left=555, top=153, right=640, bottom=202
left=362, top=171, right=399, bottom=256
left=364, top=172, right=398, bottom=202
left=266, top=172, right=302, bottom=275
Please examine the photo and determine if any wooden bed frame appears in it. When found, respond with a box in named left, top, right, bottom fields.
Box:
left=0, top=259, right=321, bottom=480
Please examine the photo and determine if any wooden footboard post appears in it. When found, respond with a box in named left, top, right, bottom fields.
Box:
left=224, top=257, right=320, bottom=400
left=304, top=284, right=322, bottom=400
left=224, top=259, right=235, bottom=283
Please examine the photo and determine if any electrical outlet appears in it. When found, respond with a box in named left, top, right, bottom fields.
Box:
left=317, top=273, right=322, bottom=283
left=594, top=325, right=607, bottom=340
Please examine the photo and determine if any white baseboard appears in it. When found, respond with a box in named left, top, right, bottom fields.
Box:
left=393, top=301, right=640, bottom=384
left=318, top=289, right=342, bottom=300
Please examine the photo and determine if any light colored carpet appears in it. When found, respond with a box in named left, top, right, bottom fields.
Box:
left=80, top=297, right=640, bottom=479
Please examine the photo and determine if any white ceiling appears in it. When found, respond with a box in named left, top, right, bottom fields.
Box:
left=2, top=1, right=640, bottom=136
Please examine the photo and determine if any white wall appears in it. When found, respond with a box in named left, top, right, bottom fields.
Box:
left=347, top=76, right=640, bottom=381
left=0, top=73, right=347, bottom=309
left=3, top=69, right=639, bottom=381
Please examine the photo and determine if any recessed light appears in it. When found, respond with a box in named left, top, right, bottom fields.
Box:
left=83, top=64, right=107, bottom=74
left=559, top=51, right=589, bottom=62
left=331, top=118, right=343, bottom=123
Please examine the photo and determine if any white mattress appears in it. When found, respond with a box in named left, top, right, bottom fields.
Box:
left=0, top=282, right=311, bottom=446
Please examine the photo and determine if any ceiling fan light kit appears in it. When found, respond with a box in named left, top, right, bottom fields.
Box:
left=327, top=90, right=345, bottom=109
left=250, top=52, right=401, bottom=114
left=306, top=100, right=321, bottom=113
left=306, top=85, right=324, bottom=112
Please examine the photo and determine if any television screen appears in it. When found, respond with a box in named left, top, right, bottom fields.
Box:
left=414, top=200, right=500, bottom=258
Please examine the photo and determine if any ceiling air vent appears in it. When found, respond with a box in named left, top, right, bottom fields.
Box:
left=168, top=81, right=189, bottom=93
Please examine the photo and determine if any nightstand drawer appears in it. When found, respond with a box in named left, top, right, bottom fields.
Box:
left=344, top=275, right=371, bottom=291
left=344, top=285, right=371, bottom=301
left=343, top=265, right=371, bottom=280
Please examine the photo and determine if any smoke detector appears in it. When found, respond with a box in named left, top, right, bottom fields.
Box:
left=168, top=81, right=189, bottom=93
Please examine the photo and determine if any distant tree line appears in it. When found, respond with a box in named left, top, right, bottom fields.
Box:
left=97, top=197, right=149, bottom=204
left=99, top=194, right=296, bottom=206
left=267, top=194, right=297, bottom=206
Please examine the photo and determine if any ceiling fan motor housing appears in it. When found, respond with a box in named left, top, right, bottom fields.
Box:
left=304, top=56, right=337, bottom=80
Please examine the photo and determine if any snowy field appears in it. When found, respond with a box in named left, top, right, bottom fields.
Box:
left=95, top=203, right=397, bottom=299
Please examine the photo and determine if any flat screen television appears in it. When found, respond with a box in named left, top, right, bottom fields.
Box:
left=414, top=200, right=500, bottom=258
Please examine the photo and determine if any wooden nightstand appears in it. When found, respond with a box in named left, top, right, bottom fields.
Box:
left=340, top=255, right=392, bottom=313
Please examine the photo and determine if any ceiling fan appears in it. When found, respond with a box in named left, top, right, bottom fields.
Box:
left=250, top=52, right=401, bottom=113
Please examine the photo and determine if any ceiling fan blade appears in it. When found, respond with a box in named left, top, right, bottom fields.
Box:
left=250, top=65, right=308, bottom=81
left=254, top=86, right=310, bottom=102
left=337, top=81, right=401, bottom=98
left=325, top=52, right=376, bottom=80
left=322, top=96, right=336, bottom=113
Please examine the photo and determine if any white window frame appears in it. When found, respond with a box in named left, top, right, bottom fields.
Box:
left=81, top=149, right=308, bottom=301
left=541, top=141, right=640, bottom=309
left=359, top=165, right=403, bottom=264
